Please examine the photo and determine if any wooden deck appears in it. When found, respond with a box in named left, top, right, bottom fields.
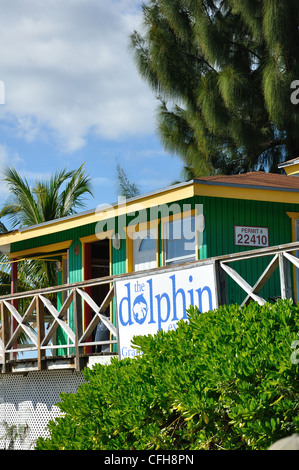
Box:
left=1, top=240, right=299, bottom=373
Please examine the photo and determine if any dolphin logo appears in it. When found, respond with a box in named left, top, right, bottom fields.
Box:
left=132, top=294, right=148, bottom=325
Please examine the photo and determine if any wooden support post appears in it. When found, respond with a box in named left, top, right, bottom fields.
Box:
left=36, top=295, right=46, bottom=371
left=1, top=302, right=11, bottom=373
left=11, top=260, right=17, bottom=301
left=11, top=260, right=18, bottom=359
left=74, top=290, right=84, bottom=371
left=214, top=260, right=228, bottom=307
left=83, top=243, right=92, bottom=354
left=279, top=253, right=292, bottom=300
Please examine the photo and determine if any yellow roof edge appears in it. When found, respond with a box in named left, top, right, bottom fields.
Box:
left=283, top=162, right=299, bottom=176
left=1, top=178, right=299, bottom=248
left=9, top=240, right=73, bottom=259
left=194, top=182, right=299, bottom=203
left=0, top=182, right=195, bottom=247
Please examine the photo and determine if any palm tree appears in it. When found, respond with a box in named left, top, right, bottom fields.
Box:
left=1, top=163, right=92, bottom=228
left=0, top=163, right=93, bottom=289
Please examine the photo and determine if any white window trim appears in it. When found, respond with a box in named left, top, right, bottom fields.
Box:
left=162, top=209, right=199, bottom=266
left=125, top=220, right=159, bottom=272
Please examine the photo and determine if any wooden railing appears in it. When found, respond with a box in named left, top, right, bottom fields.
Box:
left=0, top=277, right=117, bottom=373
left=216, top=240, right=299, bottom=306
left=1, top=240, right=299, bottom=373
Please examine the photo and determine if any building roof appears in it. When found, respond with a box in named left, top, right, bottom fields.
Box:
left=277, top=158, right=299, bottom=176
left=0, top=171, right=299, bottom=251
left=278, top=157, right=299, bottom=167
left=195, top=171, right=299, bottom=190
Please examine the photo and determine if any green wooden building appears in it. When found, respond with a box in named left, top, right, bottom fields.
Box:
left=1, top=170, right=299, bottom=352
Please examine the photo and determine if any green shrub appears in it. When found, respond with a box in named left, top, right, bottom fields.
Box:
left=35, top=299, right=299, bottom=450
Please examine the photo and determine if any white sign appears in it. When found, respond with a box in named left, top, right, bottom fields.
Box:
left=115, top=264, right=217, bottom=359
left=234, top=225, right=269, bottom=247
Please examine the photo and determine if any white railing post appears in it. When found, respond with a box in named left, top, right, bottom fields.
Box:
left=73, top=289, right=84, bottom=371
left=279, top=252, right=292, bottom=300
left=36, top=295, right=46, bottom=371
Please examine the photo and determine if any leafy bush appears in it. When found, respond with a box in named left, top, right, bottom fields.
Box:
left=35, top=299, right=299, bottom=450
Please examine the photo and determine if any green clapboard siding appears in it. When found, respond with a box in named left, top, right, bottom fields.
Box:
left=197, top=195, right=299, bottom=305
left=111, top=237, right=127, bottom=349
left=56, top=237, right=84, bottom=355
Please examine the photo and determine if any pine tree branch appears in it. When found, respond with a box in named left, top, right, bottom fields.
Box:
left=227, top=39, right=263, bottom=62
left=186, top=52, right=219, bottom=74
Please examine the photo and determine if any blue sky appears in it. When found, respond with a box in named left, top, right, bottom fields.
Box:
left=0, top=0, right=183, bottom=226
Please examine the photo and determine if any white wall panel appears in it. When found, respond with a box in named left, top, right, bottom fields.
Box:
left=0, top=370, right=85, bottom=449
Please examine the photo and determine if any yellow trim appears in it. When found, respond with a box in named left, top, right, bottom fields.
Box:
left=2, top=180, right=299, bottom=248
left=79, top=230, right=114, bottom=245
left=0, top=185, right=195, bottom=246
left=286, top=212, right=299, bottom=237
left=194, top=183, right=299, bottom=204
left=286, top=212, right=299, bottom=300
left=125, top=220, right=160, bottom=273
left=9, top=240, right=72, bottom=259
left=109, top=238, right=112, bottom=277
left=284, top=163, right=299, bottom=176
left=80, top=230, right=114, bottom=285
left=126, top=235, right=133, bottom=273
left=161, top=209, right=199, bottom=267
left=0, top=253, right=62, bottom=265
left=60, top=256, right=68, bottom=304
left=82, top=240, right=86, bottom=282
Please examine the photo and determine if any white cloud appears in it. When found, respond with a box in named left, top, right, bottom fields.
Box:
left=0, top=0, right=156, bottom=152
left=0, top=144, right=24, bottom=196
left=0, top=145, right=10, bottom=169
left=123, top=148, right=168, bottom=161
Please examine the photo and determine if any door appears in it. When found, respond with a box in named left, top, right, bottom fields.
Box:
left=84, top=239, right=110, bottom=352
left=132, top=228, right=158, bottom=272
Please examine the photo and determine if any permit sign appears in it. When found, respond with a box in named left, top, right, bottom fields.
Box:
left=234, top=225, right=269, bottom=247
left=115, top=263, right=217, bottom=359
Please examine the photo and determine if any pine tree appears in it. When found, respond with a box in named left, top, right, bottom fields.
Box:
left=130, top=0, right=299, bottom=175
left=116, top=162, right=140, bottom=198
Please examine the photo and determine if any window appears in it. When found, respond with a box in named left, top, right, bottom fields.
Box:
left=164, top=215, right=197, bottom=265
left=132, top=228, right=158, bottom=272
left=139, top=235, right=156, bottom=252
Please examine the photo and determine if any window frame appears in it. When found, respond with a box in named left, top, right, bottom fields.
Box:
left=161, top=209, right=199, bottom=266
left=125, top=220, right=159, bottom=272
